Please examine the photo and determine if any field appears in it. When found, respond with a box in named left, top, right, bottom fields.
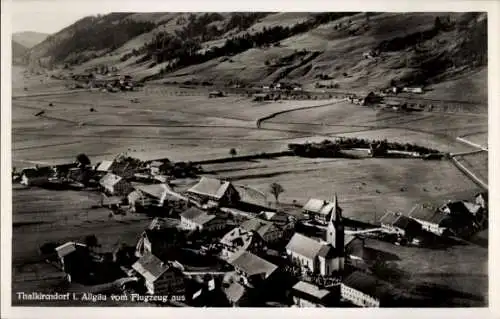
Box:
left=454, top=151, right=489, bottom=185
left=11, top=66, right=488, bottom=306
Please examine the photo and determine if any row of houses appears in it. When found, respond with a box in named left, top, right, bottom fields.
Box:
left=380, top=193, right=488, bottom=241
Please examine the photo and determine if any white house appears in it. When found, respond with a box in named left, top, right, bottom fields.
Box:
left=341, top=271, right=391, bottom=307
left=132, top=253, right=185, bottom=295
left=99, top=173, right=133, bottom=196
left=180, top=207, right=226, bottom=232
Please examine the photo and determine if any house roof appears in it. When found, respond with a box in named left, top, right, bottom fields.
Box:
left=134, top=183, right=167, bottom=200
left=55, top=242, right=86, bottom=258
left=132, top=253, right=174, bottom=282
left=303, top=198, right=339, bottom=217
left=181, top=207, right=218, bottom=226
left=475, top=192, right=488, bottom=201
left=224, top=281, right=247, bottom=304
left=240, top=218, right=276, bottom=238
left=96, top=160, right=114, bottom=172
left=286, top=233, right=333, bottom=260
left=463, top=201, right=482, bottom=215
left=380, top=212, right=414, bottom=230
left=409, top=203, right=449, bottom=225
left=99, top=173, right=123, bottom=188
left=292, top=281, right=330, bottom=301
left=236, top=185, right=268, bottom=208
left=220, top=227, right=256, bottom=251
left=188, top=177, right=233, bottom=200
left=342, top=271, right=392, bottom=300
left=228, top=251, right=277, bottom=279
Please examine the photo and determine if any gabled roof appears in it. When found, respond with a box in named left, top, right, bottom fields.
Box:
left=240, top=218, right=276, bottom=238
left=463, top=201, right=482, bottom=215
left=55, top=242, right=86, bottom=258
left=225, top=281, right=247, bottom=304
left=228, top=251, right=277, bottom=279
left=220, top=227, right=256, bottom=251
left=99, top=173, right=124, bottom=188
left=303, top=198, right=328, bottom=213
left=236, top=185, right=268, bottom=208
left=409, top=203, right=449, bottom=225
left=292, top=281, right=331, bottom=301
left=132, top=253, right=175, bottom=282
left=342, top=271, right=392, bottom=300
left=380, top=212, right=414, bottom=230
left=286, top=233, right=334, bottom=260
left=187, top=177, right=233, bottom=200
left=96, top=160, right=114, bottom=172
left=442, top=201, right=482, bottom=216
left=475, top=192, right=488, bottom=201
left=181, top=207, right=218, bottom=226
left=134, top=183, right=167, bottom=200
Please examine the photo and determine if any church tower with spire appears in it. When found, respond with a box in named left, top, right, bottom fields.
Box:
left=326, top=193, right=345, bottom=271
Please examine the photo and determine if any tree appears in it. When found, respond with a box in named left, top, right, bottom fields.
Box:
left=269, top=182, right=285, bottom=204
left=76, top=153, right=91, bottom=167
left=84, top=234, right=99, bottom=251
left=229, top=148, right=237, bottom=157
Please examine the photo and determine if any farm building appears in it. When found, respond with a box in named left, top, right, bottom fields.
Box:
left=341, top=271, right=392, bottom=307
left=54, top=242, right=90, bottom=282
left=130, top=183, right=176, bottom=211
left=402, top=87, right=423, bottom=94
left=223, top=277, right=251, bottom=306
left=180, top=207, right=226, bottom=232
left=290, top=281, right=334, bottom=307
left=187, top=177, right=240, bottom=207
left=240, top=218, right=284, bottom=244
left=440, top=201, right=483, bottom=218
left=132, top=253, right=185, bottom=295
left=135, top=229, right=183, bottom=259
left=227, top=251, right=278, bottom=286
left=408, top=203, right=453, bottom=236
left=219, top=227, right=266, bottom=260
left=95, top=160, right=114, bottom=173
left=303, top=197, right=341, bottom=225
left=99, top=173, right=133, bottom=196
left=379, top=212, right=422, bottom=239
left=20, top=166, right=54, bottom=186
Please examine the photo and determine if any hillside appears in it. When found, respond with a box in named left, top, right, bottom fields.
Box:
left=26, top=12, right=487, bottom=100
left=12, top=31, right=48, bottom=48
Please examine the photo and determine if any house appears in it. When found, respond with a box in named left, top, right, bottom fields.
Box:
left=220, top=227, right=266, bottom=260
left=135, top=229, right=183, bottom=259
left=55, top=242, right=89, bottom=281
left=290, top=281, right=333, bottom=307
left=475, top=192, right=488, bottom=210
left=132, top=183, right=174, bottom=208
left=187, top=177, right=240, bottom=207
left=409, top=203, right=453, bottom=236
left=240, top=218, right=283, bottom=244
left=439, top=200, right=484, bottom=231
left=402, top=87, right=423, bottom=94
left=20, top=166, right=54, bottom=186
left=180, top=207, right=226, bottom=232
left=302, top=197, right=340, bottom=224
left=379, top=211, right=422, bottom=239
left=227, top=251, right=278, bottom=286
left=149, top=161, right=164, bottom=176
left=99, top=173, right=133, bottom=196
left=132, top=253, right=185, bottom=295
left=341, top=271, right=392, bottom=307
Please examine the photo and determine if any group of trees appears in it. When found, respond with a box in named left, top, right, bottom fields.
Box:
left=146, top=12, right=357, bottom=75
left=289, top=138, right=440, bottom=158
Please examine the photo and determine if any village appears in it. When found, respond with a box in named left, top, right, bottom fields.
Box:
left=12, top=139, right=488, bottom=307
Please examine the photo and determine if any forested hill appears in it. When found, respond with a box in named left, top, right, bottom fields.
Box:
left=26, top=12, right=487, bottom=94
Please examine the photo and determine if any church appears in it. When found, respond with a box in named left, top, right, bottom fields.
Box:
left=286, top=194, right=364, bottom=276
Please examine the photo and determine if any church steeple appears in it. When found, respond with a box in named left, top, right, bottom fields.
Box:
left=327, top=193, right=344, bottom=246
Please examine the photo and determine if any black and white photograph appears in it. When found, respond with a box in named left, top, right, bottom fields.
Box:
left=2, top=0, right=497, bottom=315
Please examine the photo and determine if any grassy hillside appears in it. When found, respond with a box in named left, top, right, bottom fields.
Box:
left=26, top=12, right=487, bottom=100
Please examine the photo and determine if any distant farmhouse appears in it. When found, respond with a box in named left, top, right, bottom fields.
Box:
left=220, top=227, right=266, bottom=260
left=379, top=211, right=422, bottom=240
left=99, top=173, right=133, bottom=197
left=20, top=166, right=54, bottom=186
left=302, top=197, right=339, bottom=225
